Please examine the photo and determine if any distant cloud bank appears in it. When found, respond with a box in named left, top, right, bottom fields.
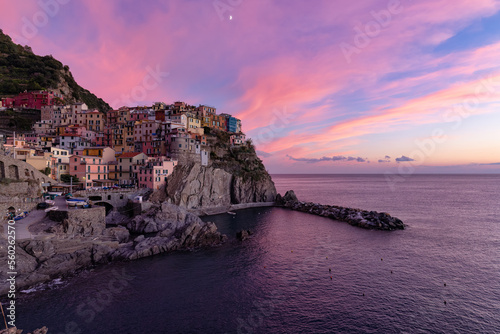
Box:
left=286, top=155, right=368, bottom=163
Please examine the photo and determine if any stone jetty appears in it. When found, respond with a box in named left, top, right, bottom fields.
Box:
left=275, top=190, right=405, bottom=231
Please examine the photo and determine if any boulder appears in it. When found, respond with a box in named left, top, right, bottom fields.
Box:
left=236, top=229, right=253, bottom=241
left=0, top=327, right=48, bottom=334
left=102, top=226, right=130, bottom=243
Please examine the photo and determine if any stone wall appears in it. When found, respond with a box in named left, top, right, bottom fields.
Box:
left=0, top=155, right=55, bottom=219
left=0, top=154, right=53, bottom=184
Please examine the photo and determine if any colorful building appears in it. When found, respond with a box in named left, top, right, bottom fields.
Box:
left=110, top=152, right=148, bottom=184
left=4, top=90, right=62, bottom=109
left=138, top=157, right=178, bottom=190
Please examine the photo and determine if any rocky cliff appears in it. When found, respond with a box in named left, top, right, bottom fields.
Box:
left=163, top=163, right=276, bottom=209
left=158, top=131, right=277, bottom=209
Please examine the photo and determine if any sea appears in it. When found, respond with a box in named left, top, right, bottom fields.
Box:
left=15, top=174, right=500, bottom=333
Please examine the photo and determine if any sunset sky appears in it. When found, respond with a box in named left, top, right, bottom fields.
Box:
left=1, top=0, right=499, bottom=173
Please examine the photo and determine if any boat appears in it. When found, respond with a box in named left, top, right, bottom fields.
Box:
left=45, top=206, right=58, bottom=213
left=66, top=201, right=77, bottom=207
left=227, top=211, right=236, bottom=215
left=76, top=201, right=89, bottom=208
left=45, top=200, right=55, bottom=206
left=66, top=198, right=86, bottom=202
left=13, top=211, right=29, bottom=221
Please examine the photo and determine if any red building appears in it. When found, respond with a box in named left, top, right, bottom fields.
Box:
left=3, top=91, right=61, bottom=109
left=1, top=97, right=14, bottom=108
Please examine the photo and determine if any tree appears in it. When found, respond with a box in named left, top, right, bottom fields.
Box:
left=28, top=79, right=42, bottom=91
left=60, top=174, right=80, bottom=184
left=39, top=167, right=51, bottom=176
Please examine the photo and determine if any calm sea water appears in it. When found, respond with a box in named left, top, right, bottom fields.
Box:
left=16, top=174, right=500, bottom=333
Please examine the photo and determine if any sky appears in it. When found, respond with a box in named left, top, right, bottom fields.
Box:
left=1, top=0, right=499, bottom=174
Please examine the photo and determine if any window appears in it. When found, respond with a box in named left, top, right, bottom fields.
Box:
left=74, top=166, right=77, bottom=171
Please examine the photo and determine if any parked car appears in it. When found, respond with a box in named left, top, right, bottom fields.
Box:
left=37, top=202, right=49, bottom=210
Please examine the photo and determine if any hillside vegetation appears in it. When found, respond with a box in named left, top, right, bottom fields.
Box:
left=207, top=128, right=268, bottom=182
left=0, top=30, right=110, bottom=113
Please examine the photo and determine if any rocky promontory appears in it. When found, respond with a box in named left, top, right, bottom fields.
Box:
left=154, top=132, right=277, bottom=209
left=163, top=162, right=276, bottom=209
left=0, top=203, right=226, bottom=296
left=276, top=190, right=405, bottom=230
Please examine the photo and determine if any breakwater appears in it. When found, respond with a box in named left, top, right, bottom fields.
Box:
left=276, top=190, right=405, bottom=230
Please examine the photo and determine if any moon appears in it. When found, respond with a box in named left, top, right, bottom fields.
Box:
left=229, top=15, right=233, bottom=20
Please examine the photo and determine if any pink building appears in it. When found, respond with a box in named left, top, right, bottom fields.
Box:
left=130, top=110, right=149, bottom=122
left=230, top=133, right=246, bottom=146
left=20, top=133, right=39, bottom=145
left=138, top=157, right=178, bottom=190
left=69, top=155, right=87, bottom=188
left=69, top=154, right=113, bottom=189
left=133, top=120, right=161, bottom=142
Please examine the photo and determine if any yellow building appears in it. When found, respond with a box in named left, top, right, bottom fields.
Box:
left=86, top=111, right=104, bottom=133
left=110, top=152, right=148, bottom=184
left=186, top=113, right=202, bottom=130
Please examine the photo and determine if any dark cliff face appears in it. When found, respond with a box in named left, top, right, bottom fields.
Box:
left=163, top=161, right=276, bottom=209
left=160, top=135, right=277, bottom=209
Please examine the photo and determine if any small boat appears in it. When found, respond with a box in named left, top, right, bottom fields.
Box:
left=13, top=211, right=29, bottom=221
left=227, top=211, right=236, bottom=215
left=66, top=201, right=77, bottom=207
left=76, top=201, right=88, bottom=207
left=45, top=200, right=55, bottom=206
left=66, top=198, right=86, bottom=202
left=45, top=206, right=58, bottom=213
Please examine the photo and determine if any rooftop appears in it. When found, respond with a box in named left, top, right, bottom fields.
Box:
left=117, top=152, right=142, bottom=158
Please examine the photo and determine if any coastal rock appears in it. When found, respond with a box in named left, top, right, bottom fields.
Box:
left=0, top=327, right=48, bottom=334
left=236, top=229, right=253, bottom=241
left=128, top=203, right=201, bottom=235
left=124, top=203, right=226, bottom=260
left=231, top=176, right=276, bottom=204
left=165, top=163, right=233, bottom=209
left=102, top=226, right=130, bottom=243
left=18, top=240, right=55, bottom=262
left=276, top=190, right=405, bottom=231
left=48, top=207, right=106, bottom=237
left=15, top=246, right=38, bottom=274
left=1, top=203, right=226, bottom=296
